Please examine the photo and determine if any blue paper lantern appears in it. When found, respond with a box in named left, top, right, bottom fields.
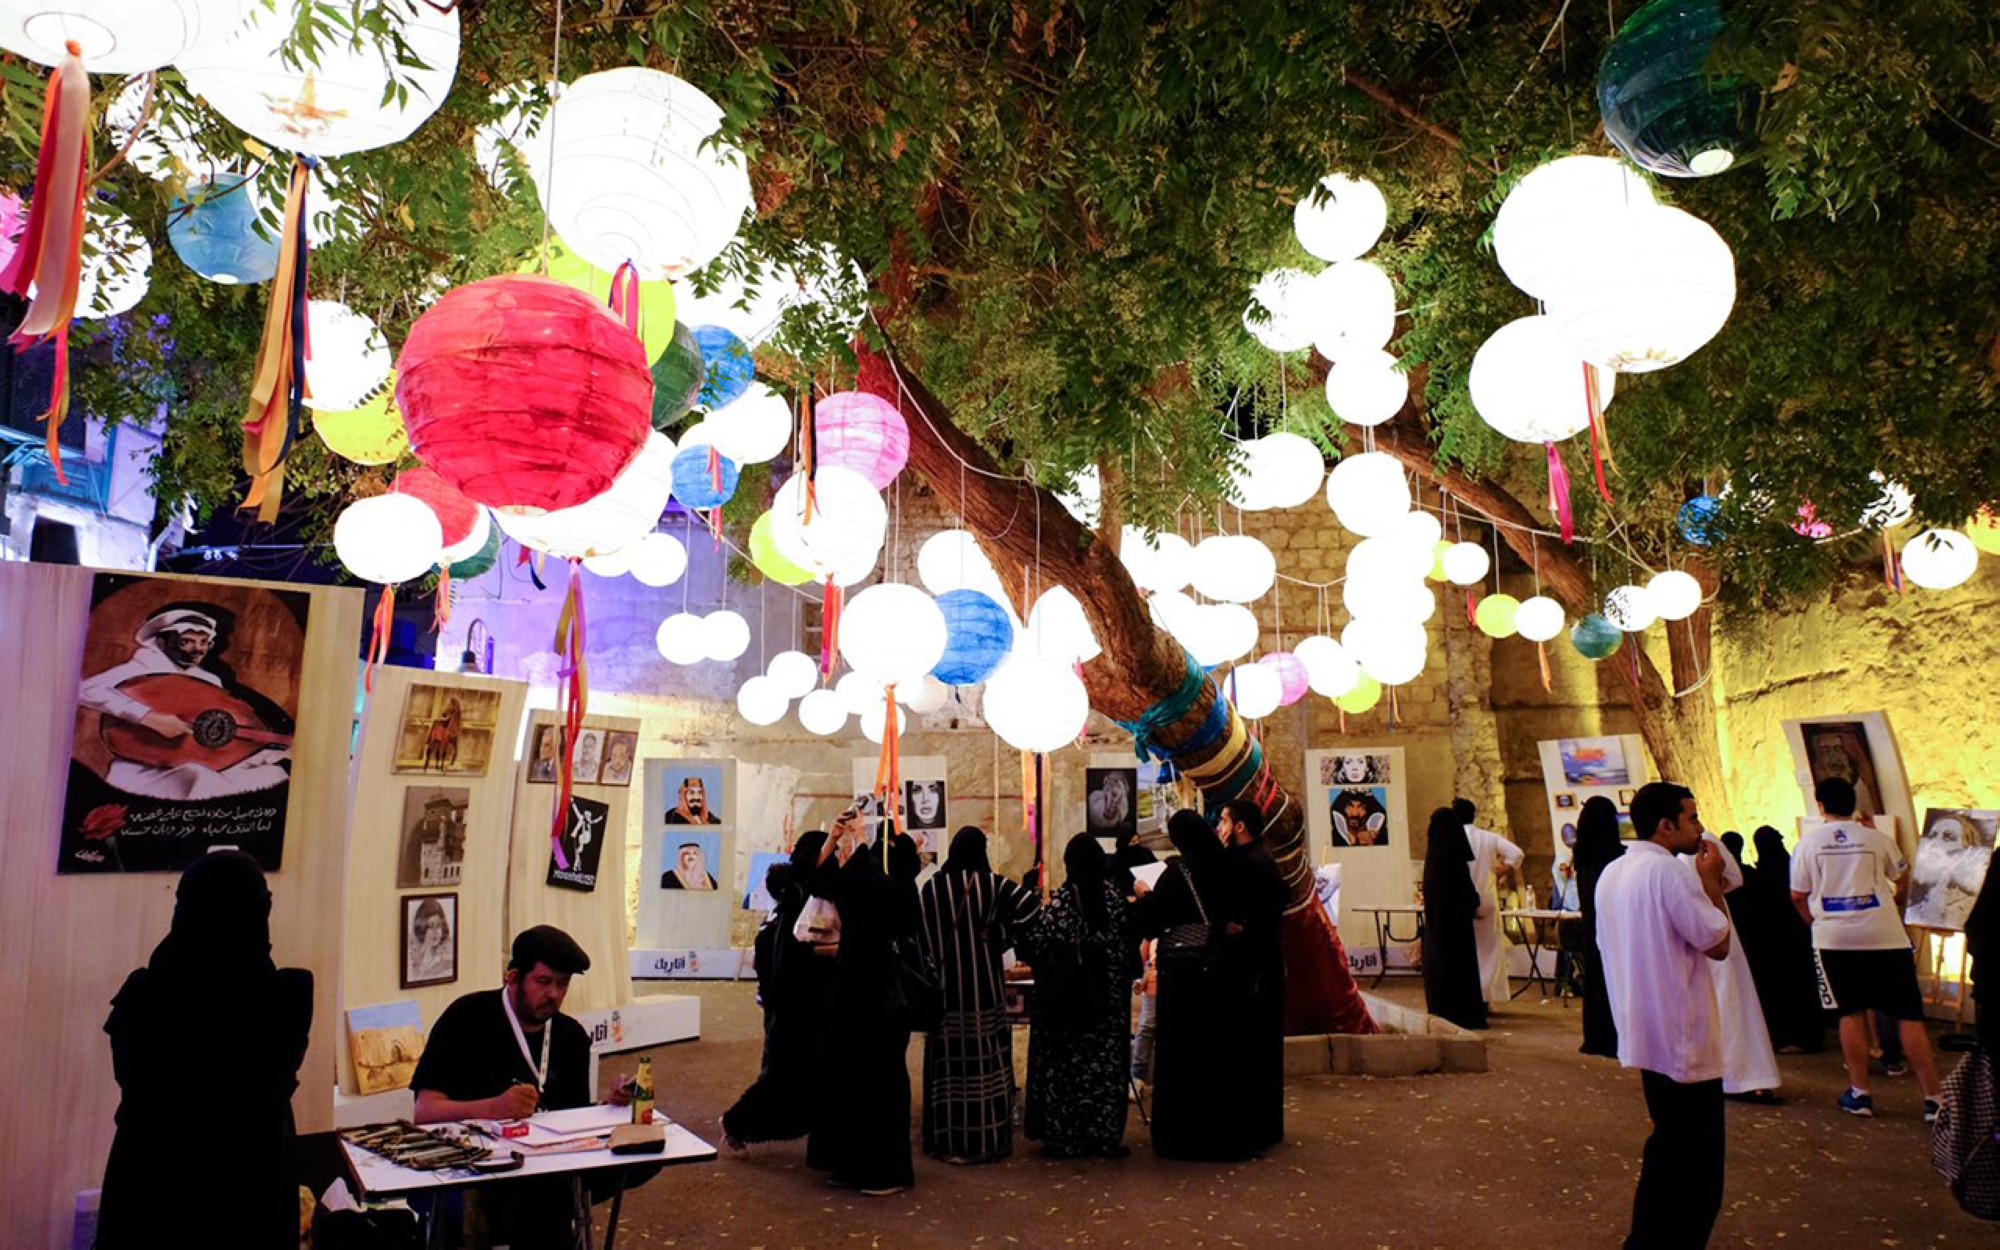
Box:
left=932, top=589, right=1014, bottom=686
left=1597, top=0, right=1760, bottom=178
left=167, top=173, right=280, bottom=285
left=1677, top=494, right=1721, bottom=545
left=670, top=444, right=739, bottom=509
left=693, top=324, right=754, bottom=410
left=1570, top=613, right=1624, bottom=661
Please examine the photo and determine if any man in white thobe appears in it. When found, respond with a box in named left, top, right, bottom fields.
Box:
left=1454, top=798, right=1524, bottom=1004
left=1680, top=831, right=1781, bottom=1097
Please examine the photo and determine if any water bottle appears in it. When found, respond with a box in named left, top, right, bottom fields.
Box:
left=1525, top=884, right=1538, bottom=912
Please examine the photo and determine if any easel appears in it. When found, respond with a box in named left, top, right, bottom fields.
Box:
left=1911, top=925, right=1973, bottom=1027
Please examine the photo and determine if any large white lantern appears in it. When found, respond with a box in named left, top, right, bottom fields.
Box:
left=303, top=302, right=391, bottom=411
left=767, top=649, right=820, bottom=700
left=839, top=584, right=949, bottom=689
left=1190, top=534, right=1276, bottom=604
left=835, top=670, right=886, bottom=716
left=334, top=493, right=442, bottom=584
left=1148, top=589, right=1197, bottom=635
left=1323, top=350, right=1409, bottom=428
left=1187, top=603, right=1259, bottom=666
left=1388, top=510, right=1446, bottom=568
left=735, top=675, right=788, bottom=727
left=1344, top=618, right=1428, bottom=686
left=1901, top=529, right=1979, bottom=590
left=178, top=0, right=460, bottom=158
left=496, top=432, right=675, bottom=559
left=1603, top=584, right=1658, bottom=632
left=1469, top=315, right=1614, bottom=443
left=1242, top=267, right=1319, bottom=352
left=1492, top=154, right=1657, bottom=301
left=1544, top=205, right=1737, bottom=373
left=533, top=67, right=751, bottom=279
left=1119, top=528, right=1194, bottom=593
left=1646, top=569, right=1704, bottom=621
left=1294, top=635, right=1361, bottom=697
left=1514, top=595, right=1567, bottom=642
left=769, top=465, right=887, bottom=587
left=798, top=688, right=848, bottom=736
left=1026, top=587, right=1102, bottom=664
left=1229, top=432, right=1324, bottom=512
left=982, top=657, right=1090, bottom=752
left=899, top=674, right=952, bottom=715
left=918, top=529, right=1005, bottom=599
left=703, top=382, right=793, bottom=465
left=1229, top=664, right=1283, bottom=720
left=1441, top=542, right=1491, bottom=587
left=0, top=0, right=251, bottom=73
left=1293, top=174, right=1388, bottom=263
left=857, top=698, right=890, bottom=745
left=1310, top=261, right=1397, bottom=363
left=1326, top=452, right=1411, bottom=537
left=629, top=531, right=689, bottom=587
left=701, top=610, right=751, bottom=662
left=655, top=612, right=707, bottom=665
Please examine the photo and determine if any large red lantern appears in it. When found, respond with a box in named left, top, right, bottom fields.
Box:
left=395, top=274, right=653, bottom=514
left=390, top=464, right=480, bottom=548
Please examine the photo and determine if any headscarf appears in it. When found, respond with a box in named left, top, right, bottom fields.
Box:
left=888, top=831, right=922, bottom=883
left=942, top=826, right=990, bottom=875
left=1572, top=796, right=1625, bottom=924
left=1751, top=826, right=1790, bottom=887
left=1422, top=807, right=1477, bottom=919
left=1965, top=846, right=2000, bottom=968
left=789, top=830, right=828, bottom=879
left=1167, top=808, right=1222, bottom=868
left=1720, top=831, right=1745, bottom=866
left=1064, top=832, right=1110, bottom=930
left=1424, top=806, right=1474, bottom=867
left=147, top=849, right=275, bottom=982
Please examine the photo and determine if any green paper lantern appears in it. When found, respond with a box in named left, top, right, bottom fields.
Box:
left=1334, top=673, right=1382, bottom=714
left=1426, top=540, right=1451, bottom=583
left=1597, top=0, right=1760, bottom=178
left=1474, top=593, right=1521, bottom=639
left=749, top=511, right=814, bottom=585
left=447, top=523, right=502, bottom=580
left=651, top=322, right=706, bottom=431
left=1570, top=612, right=1623, bottom=660
left=519, top=237, right=678, bottom=363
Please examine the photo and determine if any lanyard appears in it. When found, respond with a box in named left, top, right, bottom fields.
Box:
left=500, top=987, right=551, bottom=1105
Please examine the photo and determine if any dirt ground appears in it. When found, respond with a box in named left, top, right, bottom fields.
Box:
left=592, top=980, right=1987, bottom=1248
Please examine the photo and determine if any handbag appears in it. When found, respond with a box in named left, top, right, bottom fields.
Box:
left=887, top=933, right=945, bottom=1033
left=1158, top=861, right=1217, bottom=965
left=1933, top=1048, right=2000, bottom=1220
left=793, top=895, right=841, bottom=945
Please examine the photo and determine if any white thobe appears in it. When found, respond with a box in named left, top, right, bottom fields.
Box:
left=1682, top=833, right=1782, bottom=1093
left=1467, top=825, right=1525, bottom=1004
left=77, top=646, right=292, bottom=800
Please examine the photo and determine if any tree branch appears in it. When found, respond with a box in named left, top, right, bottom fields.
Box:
left=1342, top=71, right=1500, bottom=176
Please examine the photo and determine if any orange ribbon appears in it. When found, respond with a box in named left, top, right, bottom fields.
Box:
left=241, top=158, right=313, bottom=521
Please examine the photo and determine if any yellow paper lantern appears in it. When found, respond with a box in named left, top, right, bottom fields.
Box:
left=1967, top=509, right=2000, bottom=556
left=313, top=374, right=409, bottom=465
left=1334, top=673, right=1383, bottom=714
left=519, top=237, right=677, bottom=363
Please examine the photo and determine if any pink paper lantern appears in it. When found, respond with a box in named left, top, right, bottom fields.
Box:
left=814, top=390, right=908, bottom=489
left=1259, top=651, right=1310, bottom=706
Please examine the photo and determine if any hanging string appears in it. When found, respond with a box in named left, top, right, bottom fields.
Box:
left=537, top=0, right=565, bottom=272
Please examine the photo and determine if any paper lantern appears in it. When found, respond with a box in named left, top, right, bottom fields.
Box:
left=839, top=584, right=949, bottom=689
left=1426, top=541, right=1451, bottom=583
left=1967, top=510, right=2000, bottom=557
left=1191, top=534, right=1276, bottom=604
left=669, top=444, right=739, bottom=509
left=1324, top=350, right=1409, bottom=428
left=1440, top=542, right=1491, bottom=587
left=1326, top=452, right=1411, bottom=537
left=1862, top=473, right=1914, bottom=531
left=334, top=493, right=443, bottom=585
left=1901, top=529, right=1979, bottom=591
left=1149, top=590, right=1196, bottom=635
left=694, top=324, right=755, bottom=410
left=749, top=511, right=815, bottom=585
left=1469, top=315, right=1613, bottom=443
left=1231, top=665, right=1284, bottom=720
left=1474, top=593, right=1522, bottom=639
left=1492, top=155, right=1657, bottom=302
left=440, top=506, right=493, bottom=567
left=179, top=0, right=459, bottom=158
left=1544, top=205, right=1737, bottom=373
left=314, top=380, right=406, bottom=464
left=1292, top=636, right=1359, bottom=698
left=857, top=699, right=890, bottom=745
left=1183, top=603, right=1259, bottom=667
left=736, top=676, right=788, bottom=727
left=1515, top=595, right=1567, bottom=643
left=1243, top=267, right=1319, bottom=352
left=498, top=432, right=677, bottom=559
left=767, top=650, right=820, bottom=700
left=397, top=275, right=654, bottom=514
left=0, top=0, right=248, bottom=72
left=168, top=174, right=278, bottom=285
left=899, top=675, right=952, bottom=715
left=390, top=465, right=480, bottom=551
left=701, top=610, right=751, bottom=662
left=1260, top=652, right=1310, bottom=706
left=74, top=207, right=151, bottom=320
left=628, top=531, right=689, bottom=587
left=798, top=688, right=848, bottom=736
left=1358, top=635, right=1427, bottom=686
left=534, top=67, right=751, bottom=280
left=982, top=657, right=1089, bottom=751
left=655, top=612, right=707, bottom=664
left=1310, top=260, right=1397, bottom=363
left=446, top=522, right=501, bottom=580
left=1603, top=584, right=1657, bottom=632
left=1677, top=494, right=1721, bottom=544
left=651, top=323, right=706, bottom=430
left=1229, top=432, right=1325, bottom=512
left=1334, top=673, right=1383, bottom=714
left=303, top=302, right=391, bottom=412
left=1026, top=587, right=1101, bottom=664
left=706, top=382, right=792, bottom=465
left=1647, top=569, right=1704, bottom=620
left=1293, top=174, right=1388, bottom=263
left=920, top=530, right=996, bottom=596
left=815, top=390, right=909, bottom=489
left=1598, top=0, right=1759, bottom=178
left=836, top=671, right=886, bottom=717
left=1119, top=528, right=1194, bottom=593
left=768, top=465, right=887, bottom=587
left=1388, top=510, right=1445, bottom=567
left=1570, top=613, right=1623, bottom=660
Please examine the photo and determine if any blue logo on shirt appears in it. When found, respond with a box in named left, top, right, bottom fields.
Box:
left=1823, top=893, right=1878, bottom=912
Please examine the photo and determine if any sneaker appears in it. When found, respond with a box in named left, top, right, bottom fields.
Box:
left=1924, top=1098, right=1942, bottom=1124
left=1838, top=1089, right=1875, bottom=1117
left=1885, top=1060, right=1909, bottom=1077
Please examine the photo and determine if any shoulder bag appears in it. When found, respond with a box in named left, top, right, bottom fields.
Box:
left=1157, top=861, right=1217, bottom=969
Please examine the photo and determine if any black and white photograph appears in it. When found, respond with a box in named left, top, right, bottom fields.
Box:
left=400, top=893, right=458, bottom=988
left=1085, top=767, right=1138, bottom=841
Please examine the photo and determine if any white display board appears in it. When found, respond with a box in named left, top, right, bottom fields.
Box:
left=1782, top=711, right=1916, bottom=859
left=1536, top=733, right=1650, bottom=900
left=850, top=754, right=948, bottom=857
left=635, top=758, right=737, bottom=949
left=1304, top=746, right=1413, bottom=945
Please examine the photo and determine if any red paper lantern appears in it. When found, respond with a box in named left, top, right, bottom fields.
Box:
left=395, top=274, right=653, bottom=514
left=390, top=464, right=480, bottom=548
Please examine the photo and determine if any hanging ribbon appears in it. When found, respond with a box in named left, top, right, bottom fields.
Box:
left=364, top=584, right=396, bottom=693
left=1582, top=363, right=1616, bottom=505
left=819, top=577, right=843, bottom=678
left=240, top=157, right=314, bottom=521
left=1537, top=640, right=1552, bottom=692
left=1108, top=649, right=1204, bottom=761
left=432, top=565, right=452, bottom=632
left=1882, top=533, right=1904, bottom=592
left=1338, top=707, right=1347, bottom=734
left=1545, top=440, right=1575, bottom=545
left=1388, top=685, right=1400, bottom=731
left=872, top=687, right=903, bottom=863
left=799, top=387, right=819, bottom=522
left=550, top=559, right=588, bottom=867
left=1, top=40, right=92, bottom=484
left=606, top=260, right=641, bottom=337
left=1464, top=588, right=1477, bottom=625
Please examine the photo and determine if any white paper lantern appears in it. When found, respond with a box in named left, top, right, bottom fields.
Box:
left=1243, top=267, right=1319, bottom=352
left=1056, top=465, right=1101, bottom=528
left=1901, top=529, right=1979, bottom=590
left=1187, top=603, right=1259, bottom=666
left=1345, top=579, right=1436, bottom=625
left=1862, top=472, right=1914, bottom=530
left=798, top=688, right=848, bottom=735
left=705, top=382, right=793, bottom=465
left=1388, top=509, right=1446, bottom=568
left=1544, top=205, right=1737, bottom=374
left=1230, top=664, right=1284, bottom=720
left=0, top=0, right=250, bottom=72
left=496, top=432, right=675, bottom=559
left=1120, top=528, right=1194, bottom=593
left=855, top=697, right=890, bottom=745
left=1326, top=452, right=1411, bottom=537
left=532, top=67, right=750, bottom=280
left=1441, top=542, right=1491, bottom=587
left=736, top=675, right=788, bottom=726
left=1310, top=260, right=1397, bottom=363
left=1359, top=638, right=1427, bottom=686
left=1026, top=587, right=1102, bottom=664
left=1148, top=589, right=1197, bottom=635
left=1492, top=154, right=1657, bottom=301
left=982, top=657, right=1089, bottom=751
left=839, top=584, right=949, bottom=689
left=1646, top=569, right=1704, bottom=621
left=105, top=75, right=227, bottom=181
left=919, top=529, right=1004, bottom=599
left=1468, top=314, right=1615, bottom=443
left=178, top=0, right=460, bottom=158
left=334, top=493, right=442, bottom=584
left=769, top=465, right=886, bottom=587
left=440, top=506, right=492, bottom=566
left=1293, top=174, right=1389, bottom=263
left=655, top=612, right=706, bottom=664
left=302, top=302, right=390, bottom=411
left=1238, top=432, right=1325, bottom=510
left=73, top=207, right=151, bottom=320
left=767, top=649, right=820, bottom=700
left=1345, top=534, right=1425, bottom=588
left=899, top=674, right=952, bottom=715
left=583, top=546, right=633, bottom=578
left=835, top=670, right=886, bottom=716
left=700, top=610, right=751, bottom=662
left=1344, top=618, right=1428, bottom=686
left=1514, top=595, right=1567, bottom=642
left=1295, top=635, right=1362, bottom=697
left=1190, top=534, right=1277, bottom=604
left=628, top=531, right=689, bottom=587
left=1603, top=584, right=1658, bottom=632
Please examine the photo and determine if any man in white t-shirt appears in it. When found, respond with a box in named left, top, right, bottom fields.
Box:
left=1790, top=776, right=1941, bottom=1121
left=1453, top=798, right=1524, bottom=1004
left=1595, top=781, right=1732, bottom=1250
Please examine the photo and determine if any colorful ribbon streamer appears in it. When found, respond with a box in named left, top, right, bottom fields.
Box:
left=819, top=577, right=843, bottom=678
left=550, top=559, right=589, bottom=867
left=241, top=157, right=314, bottom=521
left=1583, top=363, right=1616, bottom=505
left=1545, top=440, right=1575, bottom=545
left=432, top=566, right=453, bottom=632
left=364, top=584, right=395, bottom=693
left=872, top=687, right=903, bottom=863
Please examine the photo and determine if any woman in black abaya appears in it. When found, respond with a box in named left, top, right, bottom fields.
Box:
left=1573, top=796, right=1625, bottom=1057
left=1746, top=826, right=1826, bottom=1053
left=1219, top=798, right=1289, bottom=1152
left=1422, top=807, right=1487, bottom=1030
left=723, top=830, right=835, bottom=1150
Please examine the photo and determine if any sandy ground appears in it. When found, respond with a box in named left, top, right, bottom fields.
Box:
left=590, top=980, right=1987, bottom=1248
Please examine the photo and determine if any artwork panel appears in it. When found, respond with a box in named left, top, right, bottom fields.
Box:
left=659, top=830, right=723, bottom=892
left=401, top=893, right=458, bottom=988
left=391, top=683, right=502, bottom=776
left=395, top=785, right=470, bottom=889
left=547, top=795, right=612, bottom=891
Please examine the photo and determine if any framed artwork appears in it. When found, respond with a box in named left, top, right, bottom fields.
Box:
left=599, top=731, right=639, bottom=787
left=1906, top=809, right=1997, bottom=931
left=662, top=763, right=726, bottom=826
left=392, top=682, right=501, bottom=776
left=1084, top=768, right=1137, bottom=842
left=1782, top=714, right=1915, bottom=843
left=1558, top=737, right=1631, bottom=787
left=526, top=723, right=562, bottom=785
left=744, top=850, right=788, bottom=912
left=401, top=893, right=458, bottom=988
left=904, top=778, right=949, bottom=838
left=571, top=728, right=605, bottom=786
left=1798, top=721, right=1886, bottom=816
left=1554, top=793, right=1576, bottom=810
left=1537, top=735, right=1650, bottom=882
left=547, top=795, right=611, bottom=892
left=347, top=1000, right=425, bottom=1095
left=60, top=572, right=310, bottom=873
left=1304, top=746, right=1413, bottom=948
left=1329, top=786, right=1392, bottom=848
left=660, top=831, right=722, bottom=891
left=395, top=785, right=469, bottom=889
left=1319, top=752, right=1392, bottom=787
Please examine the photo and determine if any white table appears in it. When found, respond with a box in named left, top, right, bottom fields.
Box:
left=1500, top=908, right=1583, bottom=1002
left=1357, top=903, right=1426, bottom=987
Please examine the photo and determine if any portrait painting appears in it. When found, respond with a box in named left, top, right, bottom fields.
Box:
left=1085, top=767, right=1139, bottom=842
left=1800, top=721, right=1886, bottom=817
left=1554, top=793, right=1576, bottom=810
left=392, top=682, right=501, bottom=776
left=744, top=849, right=788, bottom=912
left=599, top=731, right=639, bottom=787
left=400, top=893, right=458, bottom=988
left=904, top=777, right=948, bottom=834
left=547, top=795, right=611, bottom=892
left=1319, top=752, right=1392, bottom=788
left=395, top=785, right=469, bottom=889
left=1618, top=788, right=1637, bottom=807
left=663, top=763, right=727, bottom=827
left=571, top=727, right=605, bottom=786
left=60, top=572, right=310, bottom=873
left=347, top=1000, right=425, bottom=1096
left=660, top=831, right=722, bottom=891
left=1906, top=808, right=1997, bottom=931
left=1559, top=737, right=1630, bottom=787
left=526, top=723, right=562, bottom=784
left=1330, top=786, right=1392, bottom=848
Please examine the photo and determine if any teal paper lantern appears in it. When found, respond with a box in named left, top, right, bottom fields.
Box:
left=693, top=323, right=754, bottom=410
left=447, top=524, right=502, bottom=580
left=670, top=443, right=739, bottom=509
left=651, top=322, right=705, bottom=431
left=1677, top=494, right=1721, bottom=545
left=1597, top=0, right=1760, bottom=178
left=1570, top=613, right=1624, bottom=660
left=167, top=173, right=280, bottom=284
left=932, top=589, right=1014, bottom=686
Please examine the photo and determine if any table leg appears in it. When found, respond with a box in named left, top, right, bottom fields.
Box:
left=572, top=1176, right=593, bottom=1250
left=603, top=1169, right=628, bottom=1250
left=1374, top=911, right=1390, bottom=988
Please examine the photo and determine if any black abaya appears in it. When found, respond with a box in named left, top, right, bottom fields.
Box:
left=1745, top=833, right=1826, bottom=1053
left=1965, top=858, right=2000, bottom=1053
left=1422, top=818, right=1487, bottom=1031
left=724, top=834, right=837, bottom=1144
left=1573, top=806, right=1625, bottom=1058
left=1225, top=837, right=1290, bottom=1150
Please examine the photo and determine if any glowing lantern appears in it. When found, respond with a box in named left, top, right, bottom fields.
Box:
left=1259, top=652, right=1310, bottom=706
left=1183, top=603, right=1259, bottom=667
left=303, top=301, right=390, bottom=412
left=168, top=174, right=278, bottom=285
left=701, top=610, right=751, bottom=662
left=1229, top=432, right=1325, bottom=512
left=390, top=465, right=480, bottom=551
left=749, top=512, right=815, bottom=585
left=706, top=382, right=793, bottom=465
left=1231, top=665, right=1283, bottom=720
left=1191, top=534, right=1277, bottom=604
left=669, top=443, right=739, bottom=509
left=74, top=207, right=150, bottom=319
left=767, top=650, right=819, bottom=700
left=736, top=676, right=788, bottom=726
left=768, top=465, right=887, bottom=587
left=1469, top=315, right=1613, bottom=443
left=1514, top=595, right=1567, bottom=643
left=534, top=67, right=751, bottom=280
left=497, top=432, right=676, bottom=559
left=1967, top=510, right=2000, bottom=556
left=655, top=612, right=706, bottom=665
left=694, top=324, right=755, bottom=410
left=1900, top=529, right=1979, bottom=591
left=314, top=378, right=408, bottom=465
left=441, top=507, right=493, bottom=569
left=1149, top=590, right=1196, bottom=635
left=982, top=657, right=1090, bottom=752
left=1243, top=267, right=1319, bottom=352
left=1441, top=542, right=1491, bottom=586
left=651, top=323, right=706, bottom=429
left=798, top=688, right=848, bottom=736
left=815, top=390, right=909, bottom=489
left=1119, top=528, right=1194, bottom=593
left=900, top=675, right=952, bottom=715
left=446, top=522, right=501, bottom=580
left=1310, top=261, right=1397, bottom=363
left=1293, top=635, right=1360, bottom=698
left=836, top=671, right=885, bottom=717
left=0, top=0, right=249, bottom=72
left=1293, top=174, right=1388, bottom=263
left=1427, top=541, right=1451, bottom=583
left=1603, top=584, right=1657, bottom=632
left=1326, top=452, right=1411, bottom=537
left=1492, top=155, right=1657, bottom=302
left=839, top=584, right=949, bottom=689
left=334, top=493, right=443, bottom=585
left=1598, top=0, right=1759, bottom=178
left=1544, top=205, right=1737, bottom=373
left=1334, top=673, right=1384, bottom=714
left=178, top=0, right=460, bottom=158
left=1475, top=593, right=1522, bottom=639
left=1677, top=494, right=1721, bottom=544
left=1324, top=350, right=1409, bottom=428
left=1646, top=569, right=1704, bottom=620
left=857, top=700, right=889, bottom=745
left=628, top=531, right=689, bottom=587
left=1026, top=587, right=1101, bottom=663
left=397, top=275, right=654, bottom=515
left=1570, top=613, right=1623, bottom=660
